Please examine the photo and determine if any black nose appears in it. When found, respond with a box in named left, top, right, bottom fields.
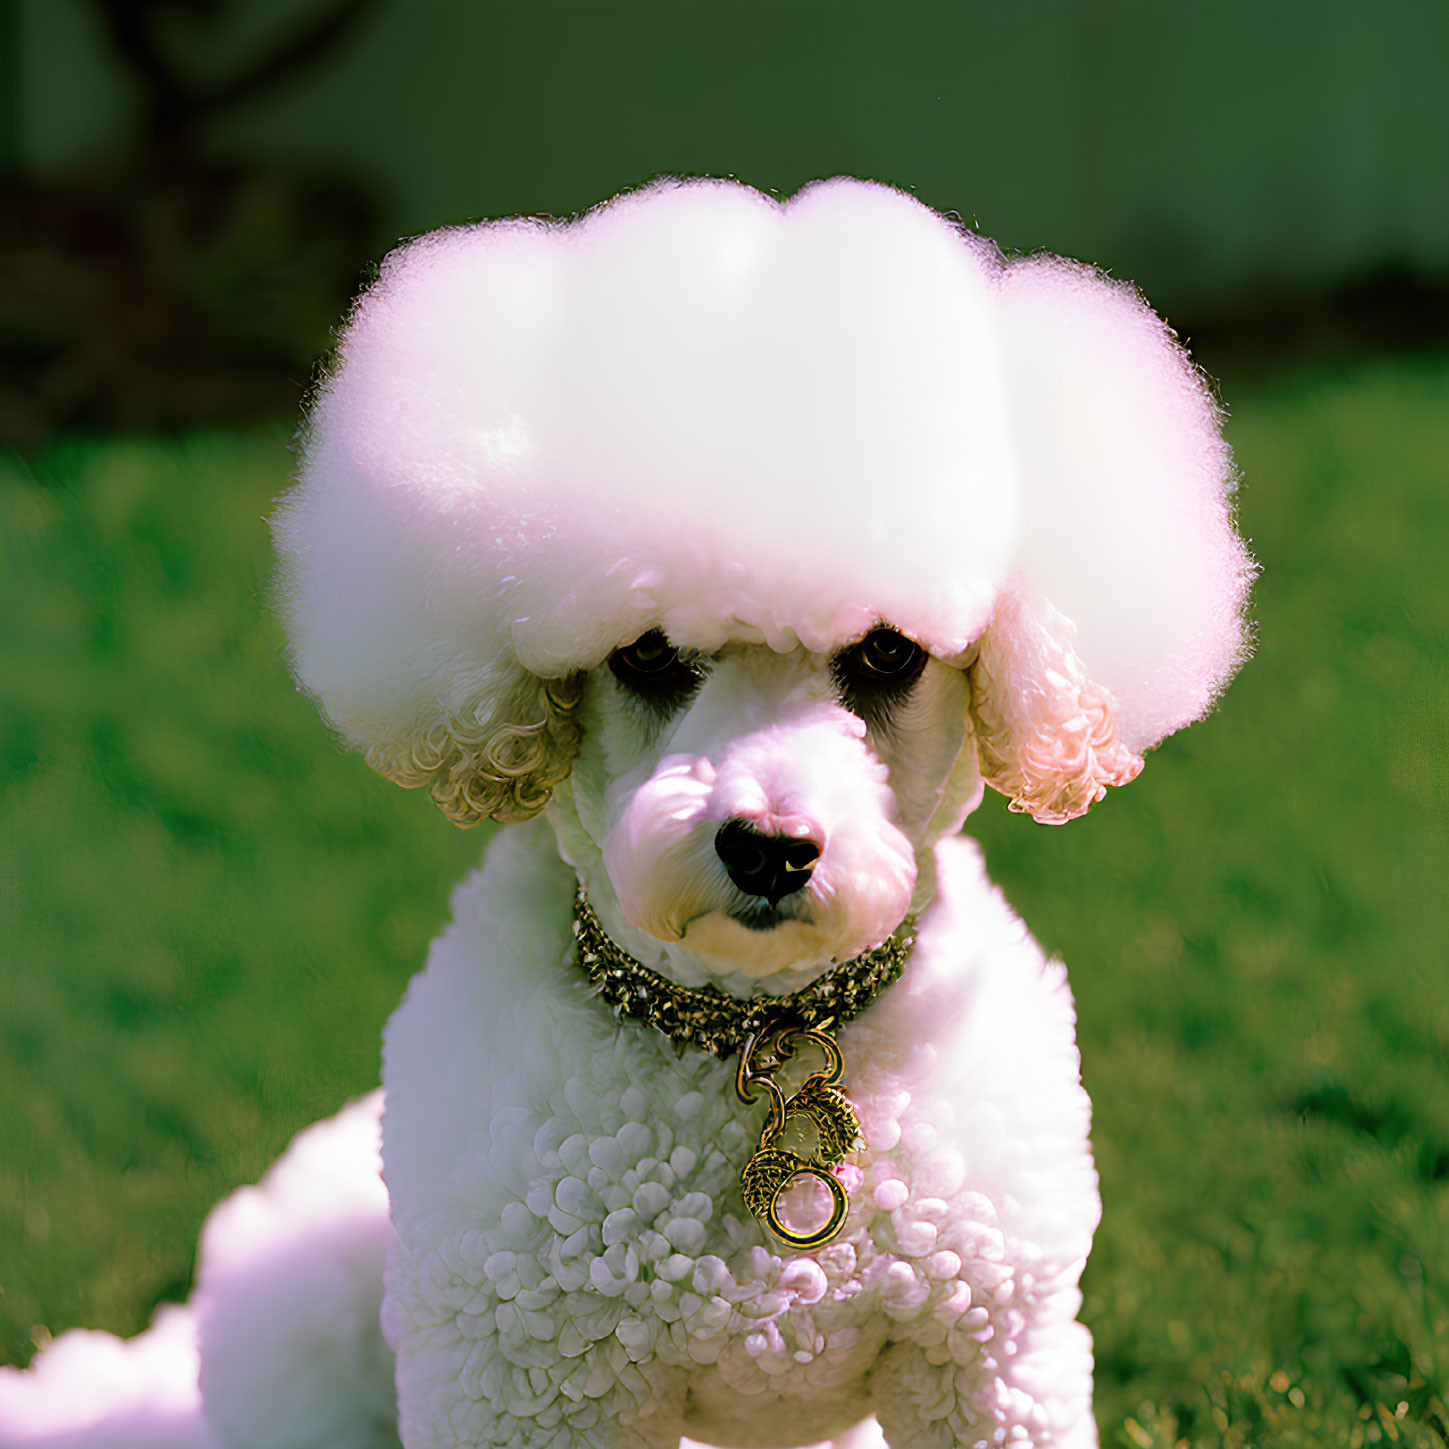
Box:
left=714, top=819, right=821, bottom=904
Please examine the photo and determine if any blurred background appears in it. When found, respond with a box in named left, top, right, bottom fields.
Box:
left=2, top=2, right=1447, bottom=1444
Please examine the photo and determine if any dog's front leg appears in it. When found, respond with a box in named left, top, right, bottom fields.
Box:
left=385, top=1226, right=690, bottom=1449
left=870, top=1312, right=1097, bottom=1449
left=379, top=824, right=705, bottom=1449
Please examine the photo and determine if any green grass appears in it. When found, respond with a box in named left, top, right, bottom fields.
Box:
left=0, top=433, right=483, bottom=1357
left=2, top=355, right=1447, bottom=1446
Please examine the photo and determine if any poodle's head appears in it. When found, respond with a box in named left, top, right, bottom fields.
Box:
left=273, top=178, right=1254, bottom=979
left=553, top=623, right=979, bottom=981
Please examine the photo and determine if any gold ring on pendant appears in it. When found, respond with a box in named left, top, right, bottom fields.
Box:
left=764, top=1165, right=850, bottom=1251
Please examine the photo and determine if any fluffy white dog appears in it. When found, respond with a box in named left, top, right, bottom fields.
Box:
left=0, top=179, right=1252, bottom=1449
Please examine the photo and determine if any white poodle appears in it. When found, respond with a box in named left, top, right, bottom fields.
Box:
left=0, top=178, right=1252, bottom=1449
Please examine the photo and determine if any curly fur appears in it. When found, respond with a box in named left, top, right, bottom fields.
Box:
left=969, top=593, right=1143, bottom=825
left=368, top=669, right=586, bottom=826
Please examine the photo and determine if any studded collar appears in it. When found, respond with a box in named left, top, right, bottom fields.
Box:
left=570, top=885, right=913, bottom=1058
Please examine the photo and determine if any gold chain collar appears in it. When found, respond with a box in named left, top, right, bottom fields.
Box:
left=570, top=886, right=913, bottom=1059
left=571, top=885, right=914, bottom=1250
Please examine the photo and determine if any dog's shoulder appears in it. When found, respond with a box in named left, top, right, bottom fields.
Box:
left=380, top=819, right=582, bottom=1230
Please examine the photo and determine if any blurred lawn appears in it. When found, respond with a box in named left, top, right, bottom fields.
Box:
left=2, top=355, right=1447, bottom=1446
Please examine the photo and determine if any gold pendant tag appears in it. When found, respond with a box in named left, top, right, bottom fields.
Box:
left=735, top=1025, right=863, bottom=1251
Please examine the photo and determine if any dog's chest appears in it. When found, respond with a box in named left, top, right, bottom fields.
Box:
left=389, top=979, right=1007, bottom=1401
left=381, top=825, right=1092, bottom=1441
left=392, top=1031, right=991, bottom=1411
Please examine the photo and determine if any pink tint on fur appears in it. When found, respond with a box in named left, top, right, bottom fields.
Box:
left=996, top=258, right=1255, bottom=753
left=0, top=1308, right=205, bottom=1449
left=973, top=591, right=1144, bottom=823
left=276, top=178, right=1252, bottom=819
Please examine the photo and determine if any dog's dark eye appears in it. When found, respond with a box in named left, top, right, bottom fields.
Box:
left=832, top=628, right=928, bottom=725
left=854, top=630, right=926, bottom=681
left=608, top=629, right=703, bottom=709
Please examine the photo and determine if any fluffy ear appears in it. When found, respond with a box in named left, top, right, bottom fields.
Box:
left=359, top=667, right=584, bottom=827
left=976, top=255, right=1256, bottom=822
left=270, top=464, right=586, bottom=826
left=969, top=590, right=1142, bottom=824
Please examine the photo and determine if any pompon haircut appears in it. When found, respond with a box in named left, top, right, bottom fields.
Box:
left=274, top=177, right=1254, bottom=825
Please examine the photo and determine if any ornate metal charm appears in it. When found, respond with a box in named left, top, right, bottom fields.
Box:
left=736, top=1025, right=864, bottom=1251
left=569, top=888, right=906, bottom=1252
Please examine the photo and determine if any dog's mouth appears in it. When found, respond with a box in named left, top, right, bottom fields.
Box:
left=726, top=897, right=812, bottom=933
left=728, top=900, right=787, bottom=932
